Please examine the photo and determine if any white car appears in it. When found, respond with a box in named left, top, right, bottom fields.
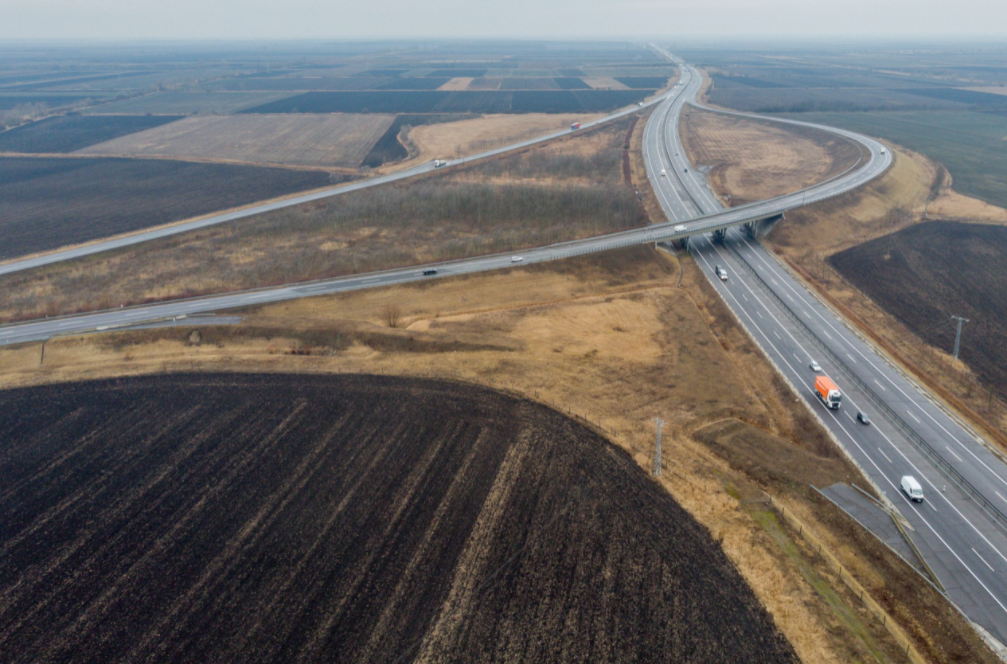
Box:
left=660, top=169, right=666, bottom=177
left=674, top=225, right=686, bottom=231
left=809, top=360, right=822, bottom=372
left=901, top=476, right=924, bottom=502
left=511, top=256, right=524, bottom=263
left=715, top=265, right=728, bottom=281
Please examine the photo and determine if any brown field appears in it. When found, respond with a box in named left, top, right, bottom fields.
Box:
left=679, top=85, right=1007, bottom=450
left=679, top=105, right=862, bottom=206
left=388, top=111, right=607, bottom=168
left=437, top=77, right=473, bottom=91
left=78, top=113, right=396, bottom=168
left=584, top=76, right=630, bottom=90
left=0, top=372, right=799, bottom=663
left=1, top=246, right=993, bottom=664
left=0, top=119, right=643, bottom=322
left=466, top=78, right=503, bottom=90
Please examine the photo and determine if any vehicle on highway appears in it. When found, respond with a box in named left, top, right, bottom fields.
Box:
left=511, top=256, right=524, bottom=263
left=637, top=102, right=644, bottom=107
left=422, top=269, right=438, bottom=276
left=715, top=265, right=728, bottom=281
left=660, top=169, right=666, bottom=177
left=856, top=411, right=871, bottom=425
left=683, top=167, right=689, bottom=173
left=880, top=148, right=886, bottom=155
left=809, top=360, right=822, bottom=372
left=674, top=224, right=686, bottom=231
left=570, top=122, right=581, bottom=130
left=432, top=159, right=447, bottom=168
left=901, top=475, right=924, bottom=502
left=815, top=375, right=842, bottom=410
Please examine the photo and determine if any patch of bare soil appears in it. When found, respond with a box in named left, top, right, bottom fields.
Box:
left=1, top=245, right=993, bottom=664
left=679, top=104, right=862, bottom=206
left=0, top=372, right=800, bottom=663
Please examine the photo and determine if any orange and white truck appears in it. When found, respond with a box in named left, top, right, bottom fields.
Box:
left=815, top=375, right=842, bottom=410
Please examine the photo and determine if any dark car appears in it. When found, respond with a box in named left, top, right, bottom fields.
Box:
left=422, top=269, right=438, bottom=276
left=857, top=411, right=871, bottom=425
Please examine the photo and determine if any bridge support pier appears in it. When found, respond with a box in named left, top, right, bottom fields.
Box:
left=680, top=236, right=690, bottom=251
left=743, top=221, right=759, bottom=239
left=712, top=229, right=727, bottom=244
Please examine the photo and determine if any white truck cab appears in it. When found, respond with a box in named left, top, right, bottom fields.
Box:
left=901, top=475, right=924, bottom=502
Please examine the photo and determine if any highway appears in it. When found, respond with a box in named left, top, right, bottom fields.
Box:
left=2, top=44, right=1004, bottom=646
left=642, top=51, right=1007, bottom=645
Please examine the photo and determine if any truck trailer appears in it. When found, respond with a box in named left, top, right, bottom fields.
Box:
left=570, top=122, right=581, bottom=130
left=815, top=375, right=842, bottom=410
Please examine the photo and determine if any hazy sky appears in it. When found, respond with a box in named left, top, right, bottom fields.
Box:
left=2, top=0, right=1005, bottom=40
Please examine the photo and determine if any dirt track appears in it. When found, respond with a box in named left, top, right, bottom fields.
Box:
left=0, top=373, right=798, bottom=664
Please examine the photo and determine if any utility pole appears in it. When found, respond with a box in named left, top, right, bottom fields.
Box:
left=951, top=315, right=969, bottom=360
left=652, top=417, right=665, bottom=477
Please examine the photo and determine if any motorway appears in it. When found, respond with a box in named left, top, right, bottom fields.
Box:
left=1, top=47, right=1005, bottom=644
left=642, top=50, right=1007, bottom=645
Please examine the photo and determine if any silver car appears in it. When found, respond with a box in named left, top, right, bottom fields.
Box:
left=810, top=360, right=822, bottom=372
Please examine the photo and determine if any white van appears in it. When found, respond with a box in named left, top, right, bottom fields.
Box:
left=901, top=475, right=924, bottom=502
left=660, top=169, right=666, bottom=177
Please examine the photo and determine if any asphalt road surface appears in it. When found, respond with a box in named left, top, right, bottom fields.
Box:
left=645, top=50, right=1007, bottom=645
left=2, top=46, right=1003, bottom=646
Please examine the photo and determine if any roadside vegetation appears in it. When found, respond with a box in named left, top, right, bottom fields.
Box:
left=0, top=119, right=645, bottom=322
left=0, top=245, right=995, bottom=664
left=680, top=78, right=1007, bottom=455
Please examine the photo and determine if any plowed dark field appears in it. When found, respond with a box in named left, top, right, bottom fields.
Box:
left=831, top=221, right=1007, bottom=399
left=0, top=157, right=338, bottom=260
left=0, top=373, right=798, bottom=664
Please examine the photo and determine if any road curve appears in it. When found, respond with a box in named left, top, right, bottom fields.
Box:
left=0, top=57, right=889, bottom=352
left=0, top=91, right=663, bottom=278
left=649, top=49, right=1007, bottom=648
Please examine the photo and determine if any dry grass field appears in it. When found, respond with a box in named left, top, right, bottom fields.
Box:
left=0, top=119, right=643, bottom=322
left=0, top=246, right=993, bottom=664
left=387, top=112, right=606, bottom=168
left=78, top=113, right=396, bottom=168
left=0, top=372, right=800, bottom=663
left=679, top=105, right=862, bottom=206
left=437, top=77, right=473, bottom=91
left=679, top=91, right=1007, bottom=450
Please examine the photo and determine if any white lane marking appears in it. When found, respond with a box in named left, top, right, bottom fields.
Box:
left=694, top=239, right=1007, bottom=603
left=756, top=310, right=763, bottom=318
left=947, top=446, right=963, bottom=463
left=773, top=330, right=781, bottom=340
left=846, top=353, right=857, bottom=364
left=974, top=547, right=995, bottom=572
left=737, top=235, right=1007, bottom=491
left=742, top=294, right=748, bottom=302
left=878, top=447, right=893, bottom=464
left=907, top=411, right=921, bottom=424
left=823, top=331, right=833, bottom=340
left=697, top=235, right=1007, bottom=567
left=874, top=379, right=886, bottom=391
left=997, top=491, right=1007, bottom=504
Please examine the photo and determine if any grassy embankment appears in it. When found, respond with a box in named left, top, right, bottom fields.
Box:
left=0, top=118, right=645, bottom=323
left=0, top=242, right=994, bottom=664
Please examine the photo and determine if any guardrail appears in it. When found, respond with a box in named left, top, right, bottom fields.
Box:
left=723, top=238, right=1007, bottom=535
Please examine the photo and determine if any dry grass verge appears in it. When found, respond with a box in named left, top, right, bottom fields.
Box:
left=1, top=245, right=993, bottom=663
left=0, top=119, right=645, bottom=324
left=679, top=105, right=863, bottom=206
left=679, top=87, right=1007, bottom=457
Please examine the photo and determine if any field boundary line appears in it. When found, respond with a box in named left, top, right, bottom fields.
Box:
left=726, top=238, right=1007, bottom=535
left=813, top=486, right=1007, bottom=662
left=760, top=240, right=1007, bottom=467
